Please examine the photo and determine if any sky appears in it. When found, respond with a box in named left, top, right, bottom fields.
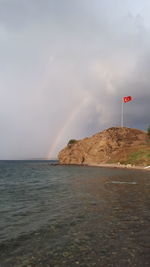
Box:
left=0, top=0, right=150, bottom=159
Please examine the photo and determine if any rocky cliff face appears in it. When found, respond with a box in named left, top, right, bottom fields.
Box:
left=58, top=127, right=149, bottom=165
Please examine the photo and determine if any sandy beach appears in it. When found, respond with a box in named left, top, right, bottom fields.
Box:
left=59, top=162, right=150, bottom=171
left=87, top=163, right=150, bottom=171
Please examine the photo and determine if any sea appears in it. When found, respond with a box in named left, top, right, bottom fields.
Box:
left=0, top=160, right=150, bottom=267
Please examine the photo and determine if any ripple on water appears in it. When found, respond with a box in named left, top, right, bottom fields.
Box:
left=0, top=162, right=150, bottom=266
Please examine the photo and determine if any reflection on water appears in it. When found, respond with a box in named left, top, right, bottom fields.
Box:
left=0, top=163, right=150, bottom=266
left=107, top=181, right=137, bottom=184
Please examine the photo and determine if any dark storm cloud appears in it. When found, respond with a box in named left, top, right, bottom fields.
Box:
left=0, top=0, right=150, bottom=159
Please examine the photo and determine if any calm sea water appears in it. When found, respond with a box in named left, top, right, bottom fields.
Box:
left=0, top=161, right=150, bottom=266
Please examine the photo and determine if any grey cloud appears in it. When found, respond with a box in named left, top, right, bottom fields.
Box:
left=0, top=0, right=150, bottom=159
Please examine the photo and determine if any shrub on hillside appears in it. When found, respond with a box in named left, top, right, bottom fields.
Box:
left=67, top=139, right=77, bottom=146
left=147, top=126, right=150, bottom=138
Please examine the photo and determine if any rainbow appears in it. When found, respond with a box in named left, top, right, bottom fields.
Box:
left=47, top=94, right=92, bottom=159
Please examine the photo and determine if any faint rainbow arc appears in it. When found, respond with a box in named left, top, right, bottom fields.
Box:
left=47, top=105, right=80, bottom=159
left=47, top=95, right=92, bottom=159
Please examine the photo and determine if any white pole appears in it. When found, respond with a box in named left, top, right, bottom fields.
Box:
left=121, top=98, right=124, bottom=127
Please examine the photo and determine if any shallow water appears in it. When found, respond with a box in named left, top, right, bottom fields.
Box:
left=0, top=161, right=150, bottom=266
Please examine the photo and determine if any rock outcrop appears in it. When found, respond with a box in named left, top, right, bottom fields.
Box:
left=58, top=127, right=150, bottom=166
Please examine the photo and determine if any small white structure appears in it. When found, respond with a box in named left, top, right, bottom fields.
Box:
left=144, top=166, right=150, bottom=169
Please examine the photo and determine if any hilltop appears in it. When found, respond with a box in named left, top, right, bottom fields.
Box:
left=58, top=127, right=150, bottom=166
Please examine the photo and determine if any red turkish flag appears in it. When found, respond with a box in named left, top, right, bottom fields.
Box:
left=123, top=96, right=132, bottom=103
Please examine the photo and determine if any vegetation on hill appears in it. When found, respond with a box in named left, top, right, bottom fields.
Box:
left=147, top=125, right=150, bottom=138
left=124, top=147, right=150, bottom=165
left=107, top=146, right=150, bottom=166
left=67, top=139, right=78, bottom=146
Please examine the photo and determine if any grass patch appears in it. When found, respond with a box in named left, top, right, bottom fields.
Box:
left=106, top=159, right=118, bottom=164
left=125, top=148, right=150, bottom=165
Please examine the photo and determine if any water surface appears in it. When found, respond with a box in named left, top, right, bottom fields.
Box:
left=0, top=161, right=150, bottom=266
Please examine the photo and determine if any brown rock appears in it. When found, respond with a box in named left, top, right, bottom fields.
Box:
left=58, top=127, right=150, bottom=165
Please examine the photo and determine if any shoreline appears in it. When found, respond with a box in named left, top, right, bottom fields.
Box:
left=57, top=162, right=150, bottom=171
left=86, top=162, right=150, bottom=171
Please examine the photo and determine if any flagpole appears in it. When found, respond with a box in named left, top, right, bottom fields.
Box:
left=121, top=98, right=124, bottom=127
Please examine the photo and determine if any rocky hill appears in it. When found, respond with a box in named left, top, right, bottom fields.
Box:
left=58, top=127, right=150, bottom=166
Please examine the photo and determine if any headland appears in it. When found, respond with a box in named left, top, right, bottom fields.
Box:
left=58, top=127, right=150, bottom=169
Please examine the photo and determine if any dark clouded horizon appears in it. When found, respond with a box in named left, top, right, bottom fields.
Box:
left=0, top=0, right=150, bottom=159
